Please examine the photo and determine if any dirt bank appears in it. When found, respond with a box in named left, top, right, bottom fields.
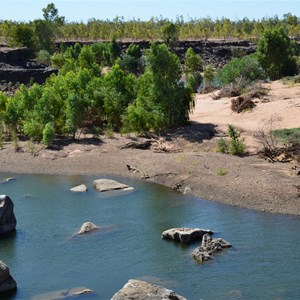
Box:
left=0, top=80, right=299, bottom=216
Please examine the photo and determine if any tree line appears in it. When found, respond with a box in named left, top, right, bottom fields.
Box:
left=0, top=3, right=300, bottom=55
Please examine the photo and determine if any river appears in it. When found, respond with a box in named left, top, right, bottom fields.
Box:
left=0, top=173, right=300, bottom=299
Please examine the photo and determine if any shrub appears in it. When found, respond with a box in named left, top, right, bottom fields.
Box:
left=216, top=125, right=246, bottom=156
left=216, top=137, right=228, bottom=153
left=217, top=55, right=266, bottom=86
left=272, top=127, right=300, bottom=145
left=42, top=122, right=55, bottom=147
left=216, top=167, right=228, bottom=176
left=186, top=73, right=203, bottom=93
left=227, top=124, right=246, bottom=155
left=36, top=50, right=51, bottom=65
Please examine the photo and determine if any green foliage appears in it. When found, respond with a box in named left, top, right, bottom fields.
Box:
left=161, top=22, right=179, bottom=48
left=42, top=122, right=55, bottom=147
left=256, top=27, right=298, bottom=80
left=10, top=23, right=36, bottom=54
left=36, top=50, right=51, bottom=65
left=108, top=38, right=122, bottom=65
left=203, top=65, right=215, bottom=87
left=184, top=47, right=203, bottom=75
left=127, top=43, right=194, bottom=132
left=216, top=125, right=246, bottom=156
left=216, top=167, right=228, bottom=176
left=216, top=137, right=228, bottom=153
left=186, top=73, right=202, bottom=93
left=119, top=44, right=144, bottom=75
left=42, top=3, right=59, bottom=22
left=272, top=127, right=300, bottom=145
left=51, top=52, right=65, bottom=68
left=227, top=124, right=246, bottom=155
left=33, top=19, right=55, bottom=54
left=11, top=130, right=19, bottom=152
left=217, top=55, right=266, bottom=86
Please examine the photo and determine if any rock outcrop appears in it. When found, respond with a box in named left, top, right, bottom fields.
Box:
left=93, top=179, right=134, bottom=192
left=70, top=184, right=87, bottom=192
left=0, top=47, right=57, bottom=85
left=192, top=233, right=232, bottom=262
left=162, top=227, right=213, bottom=244
left=111, top=279, right=187, bottom=300
left=0, top=261, right=17, bottom=294
left=0, top=195, right=17, bottom=236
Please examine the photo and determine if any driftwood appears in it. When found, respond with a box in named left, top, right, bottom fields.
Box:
left=126, top=164, right=149, bottom=178
left=119, top=140, right=154, bottom=150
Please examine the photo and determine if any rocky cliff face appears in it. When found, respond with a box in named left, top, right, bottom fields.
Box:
left=0, top=39, right=256, bottom=87
left=0, top=47, right=57, bottom=85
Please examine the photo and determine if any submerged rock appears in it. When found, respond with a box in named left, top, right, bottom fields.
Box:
left=192, top=233, right=232, bottom=262
left=32, top=287, right=94, bottom=299
left=111, top=279, right=187, bottom=300
left=77, top=222, right=100, bottom=235
left=0, top=261, right=17, bottom=294
left=162, top=227, right=213, bottom=244
left=93, top=179, right=134, bottom=192
left=0, top=195, right=17, bottom=236
left=70, top=184, right=88, bottom=192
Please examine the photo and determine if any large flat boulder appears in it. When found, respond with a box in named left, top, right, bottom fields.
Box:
left=93, top=179, right=133, bottom=192
left=0, top=195, right=17, bottom=236
left=0, top=261, right=17, bottom=294
left=192, top=233, right=232, bottom=262
left=111, top=279, right=187, bottom=300
left=162, top=227, right=213, bottom=244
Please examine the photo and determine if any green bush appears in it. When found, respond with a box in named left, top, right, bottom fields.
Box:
left=42, top=122, right=55, bottom=147
left=186, top=73, right=203, bottom=93
left=217, top=55, right=266, bottom=86
left=256, top=27, right=298, bottom=80
left=272, top=127, right=300, bottom=145
left=227, top=124, right=246, bottom=155
left=36, top=50, right=51, bottom=65
left=216, top=125, right=246, bottom=156
left=216, top=137, right=228, bottom=153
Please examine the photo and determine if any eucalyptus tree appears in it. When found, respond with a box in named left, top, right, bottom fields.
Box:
left=127, top=43, right=194, bottom=132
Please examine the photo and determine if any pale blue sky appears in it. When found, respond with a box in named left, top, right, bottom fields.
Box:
left=0, top=0, right=299, bottom=22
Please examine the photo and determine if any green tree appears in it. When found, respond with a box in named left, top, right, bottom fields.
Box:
left=203, top=65, right=215, bottom=88
left=161, top=22, right=179, bottom=48
left=10, top=23, right=36, bottom=54
left=184, top=47, right=203, bottom=75
left=256, top=27, right=298, bottom=80
left=127, top=43, right=194, bottom=132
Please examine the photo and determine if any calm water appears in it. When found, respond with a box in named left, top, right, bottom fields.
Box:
left=0, top=173, right=300, bottom=300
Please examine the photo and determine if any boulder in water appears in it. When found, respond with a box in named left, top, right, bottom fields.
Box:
left=93, top=179, right=133, bottom=192
left=0, top=261, right=17, bottom=294
left=70, top=184, right=87, bottom=192
left=77, top=222, right=100, bottom=235
left=162, top=227, right=213, bottom=244
left=111, top=279, right=187, bottom=300
left=0, top=195, right=17, bottom=236
left=192, top=233, right=232, bottom=262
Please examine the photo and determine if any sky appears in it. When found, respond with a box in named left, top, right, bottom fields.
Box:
left=0, top=0, right=299, bottom=22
